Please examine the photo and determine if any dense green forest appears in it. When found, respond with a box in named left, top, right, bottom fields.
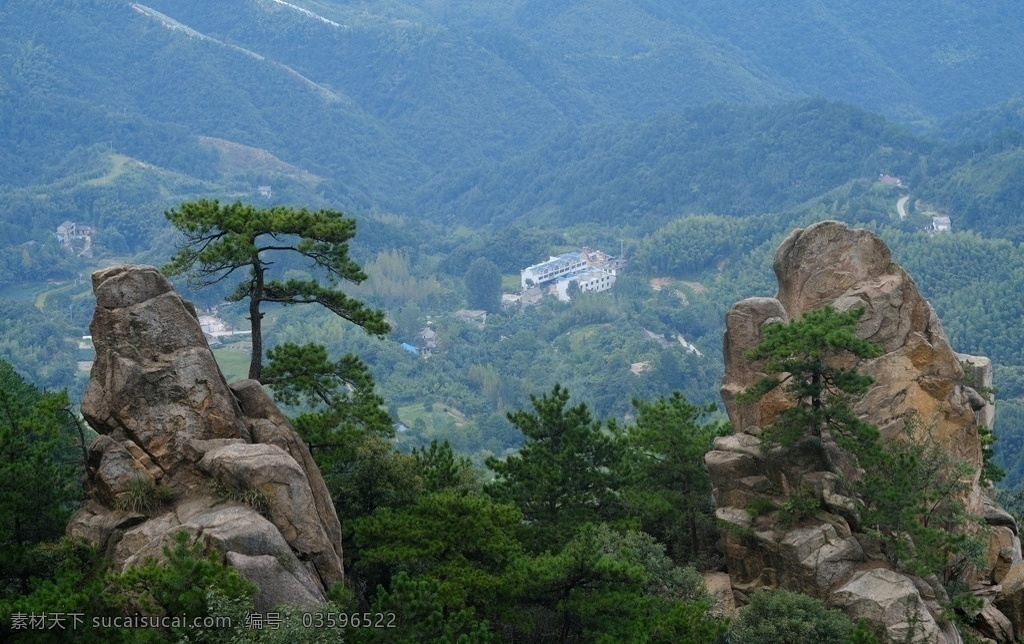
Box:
left=3, top=353, right=896, bottom=642
left=4, top=110, right=1024, bottom=472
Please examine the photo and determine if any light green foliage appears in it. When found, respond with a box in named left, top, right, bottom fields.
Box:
left=978, top=424, right=1006, bottom=486
left=738, top=305, right=882, bottom=451
left=162, top=200, right=389, bottom=381
left=729, top=588, right=855, bottom=644
left=486, top=385, right=623, bottom=553
left=0, top=301, right=80, bottom=393
left=205, top=592, right=350, bottom=644
left=114, top=476, right=175, bottom=515
left=619, top=392, right=729, bottom=565
left=634, top=214, right=754, bottom=277
left=210, top=479, right=271, bottom=517
left=356, top=249, right=444, bottom=308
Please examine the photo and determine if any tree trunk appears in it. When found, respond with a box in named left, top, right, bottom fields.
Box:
left=249, top=268, right=265, bottom=381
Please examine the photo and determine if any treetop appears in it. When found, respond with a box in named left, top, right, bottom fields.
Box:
left=743, top=305, right=883, bottom=372
left=162, top=200, right=366, bottom=287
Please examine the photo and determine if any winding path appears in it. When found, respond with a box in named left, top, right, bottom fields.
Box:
left=897, top=195, right=909, bottom=220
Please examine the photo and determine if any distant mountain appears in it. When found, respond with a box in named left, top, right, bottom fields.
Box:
left=1, top=0, right=1023, bottom=236
left=0, top=0, right=426, bottom=208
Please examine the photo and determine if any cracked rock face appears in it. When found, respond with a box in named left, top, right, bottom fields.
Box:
left=724, top=221, right=981, bottom=468
left=709, top=222, right=1019, bottom=643
left=68, top=265, right=344, bottom=611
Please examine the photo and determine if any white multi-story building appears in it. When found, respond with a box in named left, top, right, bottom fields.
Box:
left=520, top=248, right=621, bottom=301
left=555, top=267, right=616, bottom=301
left=520, top=252, right=588, bottom=289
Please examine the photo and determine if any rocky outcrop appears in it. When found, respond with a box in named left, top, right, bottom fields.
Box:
left=708, top=222, right=1020, bottom=643
left=67, top=265, right=344, bottom=611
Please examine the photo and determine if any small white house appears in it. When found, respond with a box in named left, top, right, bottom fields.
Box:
left=931, top=216, right=951, bottom=233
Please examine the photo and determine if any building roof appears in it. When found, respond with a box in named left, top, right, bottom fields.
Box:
left=524, top=252, right=582, bottom=274
left=455, top=309, right=487, bottom=321
left=574, top=266, right=613, bottom=282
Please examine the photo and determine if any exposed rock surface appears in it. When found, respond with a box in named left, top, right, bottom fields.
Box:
left=67, top=265, right=344, bottom=611
left=831, top=569, right=943, bottom=643
left=708, top=222, right=1020, bottom=643
left=702, top=571, right=737, bottom=617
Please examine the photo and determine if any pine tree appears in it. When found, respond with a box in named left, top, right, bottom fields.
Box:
left=621, top=393, right=728, bottom=564
left=162, top=200, right=389, bottom=381
left=0, top=361, right=80, bottom=597
left=485, top=385, right=621, bottom=552
left=262, top=342, right=393, bottom=442
left=737, top=305, right=882, bottom=451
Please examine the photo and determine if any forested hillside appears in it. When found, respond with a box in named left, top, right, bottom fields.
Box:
left=2, top=0, right=1024, bottom=463
left=3, top=0, right=1024, bottom=231
left=425, top=100, right=930, bottom=227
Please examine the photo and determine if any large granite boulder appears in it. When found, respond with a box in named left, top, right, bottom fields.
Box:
left=724, top=221, right=981, bottom=471
left=708, top=222, right=1020, bottom=642
left=831, top=569, right=948, bottom=644
left=68, top=265, right=344, bottom=611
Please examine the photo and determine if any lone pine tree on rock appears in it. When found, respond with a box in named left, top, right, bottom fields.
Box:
left=162, top=200, right=390, bottom=382
left=737, top=305, right=882, bottom=452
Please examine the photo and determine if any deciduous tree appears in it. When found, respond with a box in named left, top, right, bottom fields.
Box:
left=463, top=257, right=502, bottom=313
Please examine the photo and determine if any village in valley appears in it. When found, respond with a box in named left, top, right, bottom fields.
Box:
left=60, top=175, right=951, bottom=381
left=66, top=193, right=943, bottom=382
